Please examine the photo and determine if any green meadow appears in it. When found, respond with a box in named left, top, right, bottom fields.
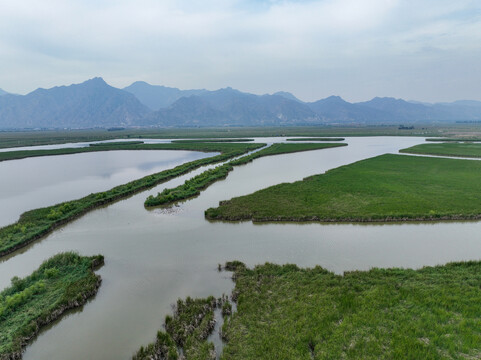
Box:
left=206, top=154, right=481, bottom=222
left=401, top=142, right=481, bottom=158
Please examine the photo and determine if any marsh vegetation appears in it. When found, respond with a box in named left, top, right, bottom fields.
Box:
left=0, top=252, right=103, bottom=359
left=206, top=154, right=481, bottom=222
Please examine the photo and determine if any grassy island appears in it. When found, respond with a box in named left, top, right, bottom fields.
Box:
left=219, top=261, right=481, bottom=359
left=400, top=142, right=481, bottom=158
left=145, top=143, right=346, bottom=207
left=206, top=154, right=481, bottom=222
left=0, top=143, right=263, bottom=258
left=0, top=252, right=103, bottom=360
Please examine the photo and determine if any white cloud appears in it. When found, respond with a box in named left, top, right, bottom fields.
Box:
left=0, top=0, right=480, bottom=102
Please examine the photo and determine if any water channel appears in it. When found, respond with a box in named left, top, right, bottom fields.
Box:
left=2, top=136, right=481, bottom=359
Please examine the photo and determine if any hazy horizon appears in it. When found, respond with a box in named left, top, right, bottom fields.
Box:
left=1, top=1, right=480, bottom=103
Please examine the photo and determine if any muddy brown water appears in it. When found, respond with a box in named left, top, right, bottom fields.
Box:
left=2, top=137, right=481, bottom=359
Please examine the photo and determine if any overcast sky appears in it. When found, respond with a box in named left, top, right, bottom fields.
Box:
left=1, top=0, right=480, bottom=102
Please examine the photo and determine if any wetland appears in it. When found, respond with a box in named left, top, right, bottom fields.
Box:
left=3, top=136, right=481, bottom=359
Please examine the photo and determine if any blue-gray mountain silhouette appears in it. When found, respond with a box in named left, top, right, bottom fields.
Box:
left=1, top=78, right=481, bottom=129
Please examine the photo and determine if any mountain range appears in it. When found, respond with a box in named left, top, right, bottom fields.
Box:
left=0, top=78, right=480, bottom=129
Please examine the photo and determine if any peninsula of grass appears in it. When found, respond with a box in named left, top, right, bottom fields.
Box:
left=145, top=143, right=346, bottom=207
left=206, top=153, right=481, bottom=222
left=400, top=142, right=481, bottom=158
left=0, top=143, right=263, bottom=258
left=286, top=137, right=344, bottom=141
left=219, top=260, right=481, bottom=359
left=133, top=296, right=218, bottom=360
left=0, top=142, right=263, bottom=163
left=0, top=252, right=103, bottom=360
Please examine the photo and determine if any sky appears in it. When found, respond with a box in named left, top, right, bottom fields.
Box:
left=0, top=0, right=480, bottom=102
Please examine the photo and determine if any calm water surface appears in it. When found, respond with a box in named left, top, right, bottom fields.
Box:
left=0, top=150, right=215, bottom=227
left=2, top=137, right=481, bottom=359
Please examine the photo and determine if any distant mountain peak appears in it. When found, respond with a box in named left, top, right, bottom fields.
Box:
left=0, top=88, right=8, bottom=96
left=273, top=91, right=302, bottom=103
left=83, top=77, right=108, bottom=86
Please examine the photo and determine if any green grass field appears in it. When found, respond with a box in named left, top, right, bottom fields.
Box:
left=219, top=261, right=481, bottom=359
left=145, top=143, right=346, bottom=207
left=206, top=154, right=481, bottom=222
left=401, top=143, right=481, bottom=158
left=0, top=252, right=103, bottom=359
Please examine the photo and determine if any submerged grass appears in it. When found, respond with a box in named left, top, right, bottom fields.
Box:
left=133, top=296, right=218, bottom=360
left=0, top=143, right=263, bottom=258
left=401, top=143, right=481, bottom=158
left=145, top=143, right=346, bottom=207
left=220, top=261, right=481, bottom=360
left=206, top=153, right=481, bottom=222
left=0, top=252, right=103, bottom=360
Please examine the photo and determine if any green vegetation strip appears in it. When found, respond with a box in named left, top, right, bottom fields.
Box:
left=0, top=142, right=262, bottom=162
left=426, top=138, right=481, bottom=142
left=206, top=153, right=481, bottom=222
left=88, top=141, right=144, bottom=147
left=219, top=261, right=481, bottom=359
left=286, top=137, right=344, bottom=141
left=145, top=143, right=346, bottom=207
left=0, top=143, right=263, bottom=258
left=0, top=252, right=103, bottom=359
left=133, top=296, right=219, bottom=360
left=401, top=143, right=481, bottom=158
left=172, top=139, right=254, bottom=143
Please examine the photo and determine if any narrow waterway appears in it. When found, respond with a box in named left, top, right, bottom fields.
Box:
left=0, top=150, right=215, bottom=227
left=2, top=136, right=481, bottom=359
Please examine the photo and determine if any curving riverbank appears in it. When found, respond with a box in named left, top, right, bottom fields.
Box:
left=0, top=252, right=104, bottom=360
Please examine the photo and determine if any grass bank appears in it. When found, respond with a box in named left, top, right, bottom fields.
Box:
left=400, top=143, right=481, bottom=158
left=0, top=142, right=262, bottom=163
left=206, top=153, right=481, bottom=222
left=133, top=296, right=219, bottom=360
left=172, top=139, right=254, bottom=143
left=286, top=137, right=344, bottom=141
left=0, top=252, right=103, bottom=360
left=426, top=138, right=481, bottom=142
left=145, top=143, right=346, bottom=207
left=0, top=143, right=263, bottom=258
left=220, top=261, right=481, bottom=359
